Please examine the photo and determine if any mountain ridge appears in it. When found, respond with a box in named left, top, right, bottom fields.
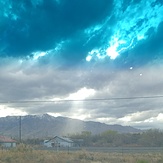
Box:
left=0, top=114, right=141, bottom=139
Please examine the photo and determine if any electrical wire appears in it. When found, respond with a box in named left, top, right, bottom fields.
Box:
left=0, top=95, right=163, bottom=104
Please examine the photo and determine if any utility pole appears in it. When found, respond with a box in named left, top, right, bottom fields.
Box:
left=19, top=116, right=22, bottom=143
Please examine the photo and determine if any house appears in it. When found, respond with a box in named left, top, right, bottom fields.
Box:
left=0, top=136, right=17, bottom=148
left=44, top=136, right=74, bottom=148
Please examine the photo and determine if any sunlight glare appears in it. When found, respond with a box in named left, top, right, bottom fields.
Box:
left=86, top=55, right=92, bottom=62
left=67, top=87, right=96, bottom=100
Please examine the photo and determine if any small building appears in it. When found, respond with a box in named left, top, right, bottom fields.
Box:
left=44, top=136, right=74, bottom=148
left=71, top=138, right=83, bottom=147
left=0, top=136, right=17, bottom=148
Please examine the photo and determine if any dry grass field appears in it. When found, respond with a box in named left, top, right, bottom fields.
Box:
left=0, top=145, right=163, bottom=163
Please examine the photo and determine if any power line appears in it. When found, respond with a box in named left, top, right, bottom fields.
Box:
left=0, top=95, right=163, bottom=104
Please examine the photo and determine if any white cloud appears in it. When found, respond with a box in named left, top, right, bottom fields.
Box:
left=157, top=113, right=163, bottom=122
left=0, top=105, right=27, bottom=117
left=66, top=87, right=96, bottom=100
left=0, top=60, right=163, bottom=129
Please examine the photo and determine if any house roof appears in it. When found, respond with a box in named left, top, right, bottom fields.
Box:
left=46, top=136, right=73, bottom=143
left=0, top=136, right=16, bottom=143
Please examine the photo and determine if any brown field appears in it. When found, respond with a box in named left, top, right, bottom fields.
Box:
left=0, top=145, right=163, bottom=163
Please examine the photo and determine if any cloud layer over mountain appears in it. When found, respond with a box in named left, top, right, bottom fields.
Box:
left=0, top=0, right=163, bottom=129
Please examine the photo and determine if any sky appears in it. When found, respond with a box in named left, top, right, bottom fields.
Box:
left=0, top=0, right=163, bottom=130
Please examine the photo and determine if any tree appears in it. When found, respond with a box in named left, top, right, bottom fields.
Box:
left=100, top=130, right=118, bottom=146
left=138, top=129, right=163, bottom=147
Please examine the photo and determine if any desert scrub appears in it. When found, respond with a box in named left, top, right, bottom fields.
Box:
left=136, top=160, right=149, bottom=163
left=0, top=146, right=163, bottom=163
left=124, top=153, right=163, bottom=163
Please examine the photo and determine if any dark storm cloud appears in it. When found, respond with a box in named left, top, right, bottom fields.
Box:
left=1, top=0, right=163, bottom=66
left=16, top=102, right=73, bottom=115
left=120, top=22, right=163, bottom=67
left=1, top=59, right=163, bottom=129
left=0, top=0, right=113, bottom=61
left=72, top=64, right=163, bottom=121
left=99, top=0, right=163, bottom=67
left=0, top=64, right=85, bottom=101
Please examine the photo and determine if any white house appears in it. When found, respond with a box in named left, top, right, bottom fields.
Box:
left=0, top=136, right=17, bottom=148
left=44, top=136, right=74, bottom=148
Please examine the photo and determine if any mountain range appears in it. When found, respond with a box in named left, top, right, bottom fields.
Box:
left=0, top=114, right=141, bottom=139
